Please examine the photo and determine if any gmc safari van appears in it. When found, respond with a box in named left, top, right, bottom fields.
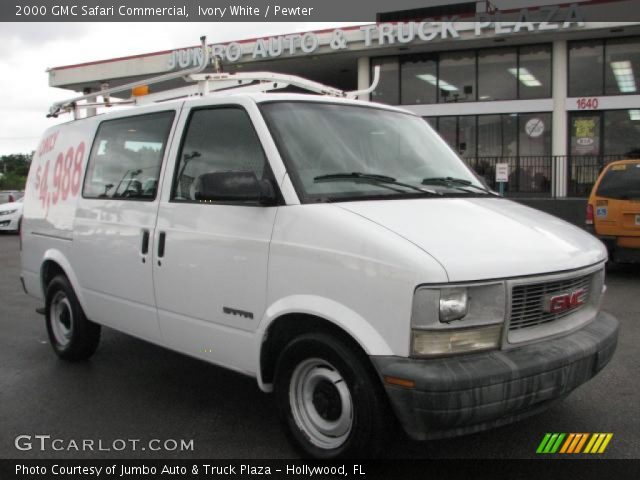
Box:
left=22, top=73, right=618, bottom=458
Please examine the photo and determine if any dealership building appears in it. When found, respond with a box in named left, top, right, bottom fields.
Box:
left=48, top=0, right=640, bottom=199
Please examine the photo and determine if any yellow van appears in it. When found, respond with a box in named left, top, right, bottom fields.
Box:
left=587, top=159, right=640, bottom=263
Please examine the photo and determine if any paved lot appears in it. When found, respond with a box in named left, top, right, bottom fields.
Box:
left=0, top=232, right=638, bottom=459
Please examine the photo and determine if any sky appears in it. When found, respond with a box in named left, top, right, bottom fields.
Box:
left=0, top=22, right=358, bottom=156
left=0, top=0, right=575, bottom=156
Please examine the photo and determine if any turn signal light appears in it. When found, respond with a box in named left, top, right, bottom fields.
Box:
left=383, top=376, right=416, bottom=389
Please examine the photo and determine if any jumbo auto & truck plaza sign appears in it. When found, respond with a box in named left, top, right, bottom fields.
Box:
left=168, top=3, right=584, bottom=69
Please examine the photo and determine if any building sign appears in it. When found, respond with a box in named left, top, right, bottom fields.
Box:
left=525, top=118, right=545, bottom=138
left=168, top=4, right=584, bottom=69
left=495, top=163, right=509, bottom=183
left=571, top=115, right=600, bottom=155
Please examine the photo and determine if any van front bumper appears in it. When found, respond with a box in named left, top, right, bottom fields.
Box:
left=371, top=311, right=619, bottom=441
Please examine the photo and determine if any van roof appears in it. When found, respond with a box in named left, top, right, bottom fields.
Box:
left=53, top=92, right=414, bottom=125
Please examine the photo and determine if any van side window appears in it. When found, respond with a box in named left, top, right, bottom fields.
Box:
left=172, top=107, right=268, bottom=203
left=83, top=111, right=175, bottom=200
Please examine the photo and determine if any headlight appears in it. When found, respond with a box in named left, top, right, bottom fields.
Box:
left=410, top=282, right=505, bottom=357
left=439, top=288, right=468, bottom=323
left=412, top=325, right=502, bottom=356
left=0, top=209, right=17, bottom=216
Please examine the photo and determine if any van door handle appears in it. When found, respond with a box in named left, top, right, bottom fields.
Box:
left=141, top=229, right=150, bottom=255
left=158, top=232, right=166, bottom=258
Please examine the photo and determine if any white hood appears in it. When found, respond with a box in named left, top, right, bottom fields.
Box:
left=0, top=200, right=22, bottom=213
left=338, top=197, right=606, bottom=282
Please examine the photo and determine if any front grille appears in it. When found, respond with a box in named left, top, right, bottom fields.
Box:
left=509, top=273, right=593, bottom=330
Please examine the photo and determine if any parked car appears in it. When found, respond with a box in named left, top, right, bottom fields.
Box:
left=22, top=86, right=618, bottom=458
left=0, top=190, right=24, bottom=205
left=587, top=159, right=640, bottom=263
left=0, top=196, right=23, bottom=232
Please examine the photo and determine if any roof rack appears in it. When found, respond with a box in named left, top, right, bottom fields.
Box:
left=47, top=36, right=380, bottom=119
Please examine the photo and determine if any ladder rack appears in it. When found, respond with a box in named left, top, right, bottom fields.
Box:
left=47, top=36, right=380, bottom=119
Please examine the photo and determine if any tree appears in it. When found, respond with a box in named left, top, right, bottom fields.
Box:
left=0, top=152, right=33, bottom=190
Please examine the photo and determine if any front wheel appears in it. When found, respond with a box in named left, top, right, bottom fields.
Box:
left=274, top=332, right=390, bottom=458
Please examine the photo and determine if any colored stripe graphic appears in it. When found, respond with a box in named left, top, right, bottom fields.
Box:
left=574, top=433, right=589, bottom=453
left=559, top=433, right=575, bottom=453
left=597, top=434, right=613, bottom=453
left=536, top=433, right=552, bottom=453
left=537, top=433, right=613, bottom=454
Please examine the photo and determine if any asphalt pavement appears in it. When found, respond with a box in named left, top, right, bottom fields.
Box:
left=0, top=232, right=638, bottom=459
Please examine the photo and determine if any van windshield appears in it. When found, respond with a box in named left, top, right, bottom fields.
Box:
left=597, top=163, right=640, bottom=199
left=261, top=102, right=490, bottom=202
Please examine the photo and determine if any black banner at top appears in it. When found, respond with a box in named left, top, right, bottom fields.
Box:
left=2, top=0, right=640, bottom=22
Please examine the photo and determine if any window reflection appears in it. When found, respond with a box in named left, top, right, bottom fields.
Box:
left=371, top=57, right=399, bottom=105
left=438, top=51, right=476, bottom=103
left=605, top=38, right=640, bottom=95
left=518, top=45, right=552, bottom=99
left=478, top=48, right=517, bottom=101
left=604, top=110, right=640, bottom=155
left=569, top=40, right=604, bottom=97
left=401, top=55, right=438, bottom=105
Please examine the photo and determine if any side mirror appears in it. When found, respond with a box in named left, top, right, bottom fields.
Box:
left=194, top=171, right=277, bottom=205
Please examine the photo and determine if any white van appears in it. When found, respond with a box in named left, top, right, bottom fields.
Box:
left=21, top=71, right=618, bottom=458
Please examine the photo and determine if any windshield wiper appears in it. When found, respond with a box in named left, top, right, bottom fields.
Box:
left=421, top=176, right=497, bottom=195
left=314, top=172, right=441, bottom=196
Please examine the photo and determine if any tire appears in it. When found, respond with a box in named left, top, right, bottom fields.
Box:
left=45, top=275, right=101, bottom=361
left=274, top=332, right=390, bottom=459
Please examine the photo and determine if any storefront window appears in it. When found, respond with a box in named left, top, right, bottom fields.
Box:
left=458, top=115, right=476, bottom=158
left=603, top=109, right=640, bottom=155
left=437, top=116, right=457, bottom=150
left=569, top=40, right=604, bottom=97
left=478, top=48, right=517, bottom=101
left=371, top=57, right=399, bottom=105
left=604, top=38, right=640, bottom=96
left=477, top=114, right=517, bottom=157
left=400, top=55, right=438, bottom=105
left=518, top=45, right=552, bottom=99
left=423, top=117, right=437, bottom=129
left=438, top=51, right=476, bottom=103
left=519, top=113, right=551, bottom=156
left=570, top=113, right=601, bottom=156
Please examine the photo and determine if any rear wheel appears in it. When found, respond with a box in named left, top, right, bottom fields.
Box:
left=45, top=275, right=101, bottom=361
left=274, top=332, right=390, bottom=458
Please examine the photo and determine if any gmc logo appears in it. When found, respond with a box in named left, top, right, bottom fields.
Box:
left=544, top=289, right=587, bottom=314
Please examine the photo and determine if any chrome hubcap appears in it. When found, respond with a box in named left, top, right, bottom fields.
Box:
left=289, top=358, right=353, bottom=450
left=50, top=291, right=73, bottom=347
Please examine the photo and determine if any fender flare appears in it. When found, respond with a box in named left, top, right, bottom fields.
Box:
left=41, top=249, right=87, bottom=311
left=254, top=294, right=394, bottom=391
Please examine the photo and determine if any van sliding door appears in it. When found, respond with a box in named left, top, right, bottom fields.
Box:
left=72, top=106, right=180, bottom=343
